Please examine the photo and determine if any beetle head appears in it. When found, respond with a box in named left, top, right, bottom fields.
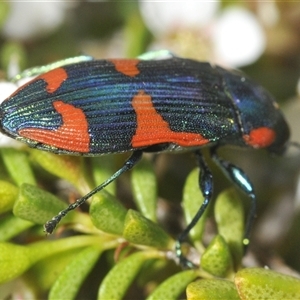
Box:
left=220, top=67, right=290, bottom=155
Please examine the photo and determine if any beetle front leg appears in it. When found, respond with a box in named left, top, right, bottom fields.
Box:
left=210, top=147, right=256, bottom=249
left=44, top=150, right=143, bottom=234
left=176, top=150, right=213, bottom=268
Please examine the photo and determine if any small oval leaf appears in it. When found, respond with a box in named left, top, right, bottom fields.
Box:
left=13, top=183, right=69, bottom=224
left=90, top=191, right=127, bottom=235
left=98, top=251, right=160, bottom=300
left=0, top=242, right=31, bottom=284
left=201, top=234, right=233, bottom=278
left=49, top=246, right=103, bottom=300
left=30, top=150, right=90, bottom=194
left=183, top=168, right=208, bottom=242
left=215, top=188, right=244, bottom=268
left=0, top=180, right=18, bottom=213
left=187, top=278, right=240, bottom=300
left=147, top=270, right=198, bottom=300
left=0, top=236, right=101, bottom=284
left=235, top=268, right=300, bottom=300
left=1, top=148, right=36, bottom=186
left=123, top=209, right=173, bottom=249
left=131, top=157, right=157, bottom=221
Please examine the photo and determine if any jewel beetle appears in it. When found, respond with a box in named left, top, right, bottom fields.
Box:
left=0, top=52, right=291, bottom=267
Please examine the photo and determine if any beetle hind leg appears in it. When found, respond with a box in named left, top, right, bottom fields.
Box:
left=211, top=147, right=256, bottom=249
left=176, top=147, right=256, bottom=268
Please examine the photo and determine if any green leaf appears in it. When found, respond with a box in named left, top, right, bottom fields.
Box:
left=90, top=191, right=127, bottom=235
left=147, top=270, right=198, bottom=300
left=182, top=168, right=208, bottom=242
left=123, top=209, right=173, bottom=249
left=49, top=246, right=103, bottom=300
left=235, top=268, right=300, bottom=300
left=0, top=214, right=33, bottom=242
left=91, top=156, right=116, bottom=195
left=1, top=148, right=36, bottom=186
left=0, top=180, right=18, bottom=213
left=124, top=8, right=151, bottom=57
left=0, top=235, right=101, bottom=284
left=98, top=251, right=161, bottom=300
left=201, top=235, right=233, bottom=278
left=0, top=2, right=9, bottom=30
left=30, top=150, right=90, bottom=194
left=186, top=278, right=240, bottom=300
left=214, top=188, right=244, bottom=268
left=13, top=183, right=69, bottom=225
left=131, top=157, right=157, bottom=221
left=0, top=242, right=32, bottom=284
left=24, top=249, right=82, bottom=292
left=1, top=41, right=27, bottom=74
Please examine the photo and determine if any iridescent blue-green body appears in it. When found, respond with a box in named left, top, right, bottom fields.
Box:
left=0, top=57, right=289, bottom=155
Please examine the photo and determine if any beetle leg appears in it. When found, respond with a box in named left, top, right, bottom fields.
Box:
left=210, top=147, right=256, bottom=249
left=44, top=150, right=143, bottom=234
left=176, top=150, right=213, bottom=268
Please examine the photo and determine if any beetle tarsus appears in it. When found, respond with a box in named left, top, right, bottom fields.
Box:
left=44, top=220, right=57, bottom=235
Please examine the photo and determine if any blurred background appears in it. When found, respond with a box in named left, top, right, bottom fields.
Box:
left=1, top=0, right=300, bottom=298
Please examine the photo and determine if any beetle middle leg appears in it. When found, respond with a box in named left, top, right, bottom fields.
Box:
left=176, top=150, right=213, bottom=268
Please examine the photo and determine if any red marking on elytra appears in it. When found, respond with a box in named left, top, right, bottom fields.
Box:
left=38, top=68, right=68, bottom=93
left=19, top=100, right=90, bottom=153
left=131, top=90, right=210, bottom=147
left=4, top=68, right=67, bottom=100
left=243, top=127, right=276, bottom=148
left=109, top=59, right=140, bottom=77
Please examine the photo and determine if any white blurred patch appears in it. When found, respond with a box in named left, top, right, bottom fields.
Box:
left=257, top=1, right=280, bottom=28
left=0, top=82, right=17, bottom=104
left=212, top=7, right=266, bottom=67
left=139, top=1, right=220, bottom=37
left=139, top=2, right=266, bottom=68
left=2, top=1, right=76, bottom=40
